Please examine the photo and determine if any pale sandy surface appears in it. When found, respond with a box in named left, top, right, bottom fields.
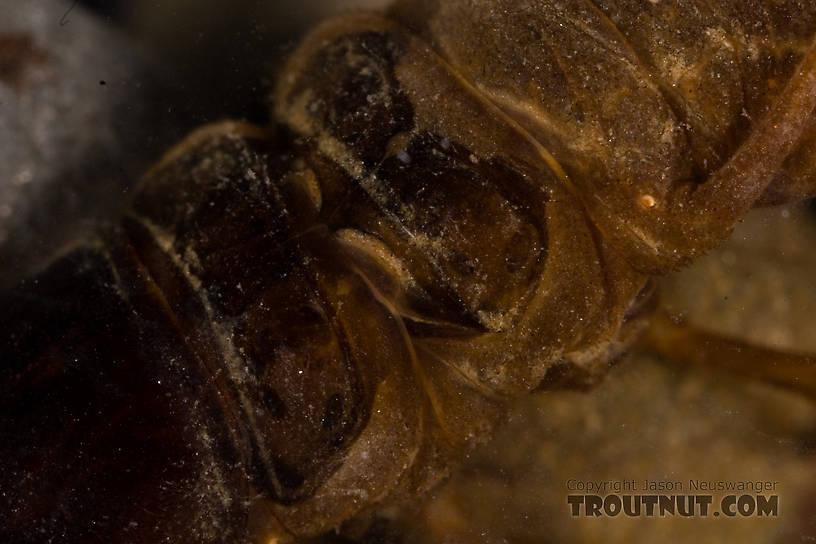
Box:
left=409, top=204, right=816, bottom=544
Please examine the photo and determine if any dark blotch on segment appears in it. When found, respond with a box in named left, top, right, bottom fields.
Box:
left=307, top=31, right=414, bottom=169
left=275, top=460, right=305, bottom=492
left=262, top=388, right=286, bottom=419
left=294, top=304, right=325, bottom=328
left=322, top=393, right=344, bottom=431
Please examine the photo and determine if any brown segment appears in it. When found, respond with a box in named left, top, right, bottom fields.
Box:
left=126, top=123, right=431, bottom=536
left=232, top=273, right=366, bottom=504
left=365, top=131, right=546, bottom=330
left=390, top=0, right=816, bottom=272
left=295, top=30, right=415, bottom=169
left=129, top=123, right=373, bottom=504
left=276, top=18, right=553, bottom=332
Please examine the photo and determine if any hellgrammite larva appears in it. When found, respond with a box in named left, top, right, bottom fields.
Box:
left=3, top=0, right=816, bottom=542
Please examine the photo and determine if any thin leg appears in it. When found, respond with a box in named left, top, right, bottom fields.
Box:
left=637, top=313, right=816, bottom=398
left=757, top=116, right=816, bottom=206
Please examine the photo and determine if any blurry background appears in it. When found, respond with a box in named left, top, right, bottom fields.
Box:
left=78, top=0, right=390, bottom=122
left=2, top=2, right=816, bottom=543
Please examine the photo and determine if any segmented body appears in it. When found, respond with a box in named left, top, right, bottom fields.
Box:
left=3, top=1, right=816, bottom=541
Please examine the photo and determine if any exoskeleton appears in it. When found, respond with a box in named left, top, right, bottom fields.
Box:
left=3, top=1, right=816, bottom=542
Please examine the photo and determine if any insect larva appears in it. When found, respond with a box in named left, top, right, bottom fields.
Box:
left=2, top=1, right=816, bottom=542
